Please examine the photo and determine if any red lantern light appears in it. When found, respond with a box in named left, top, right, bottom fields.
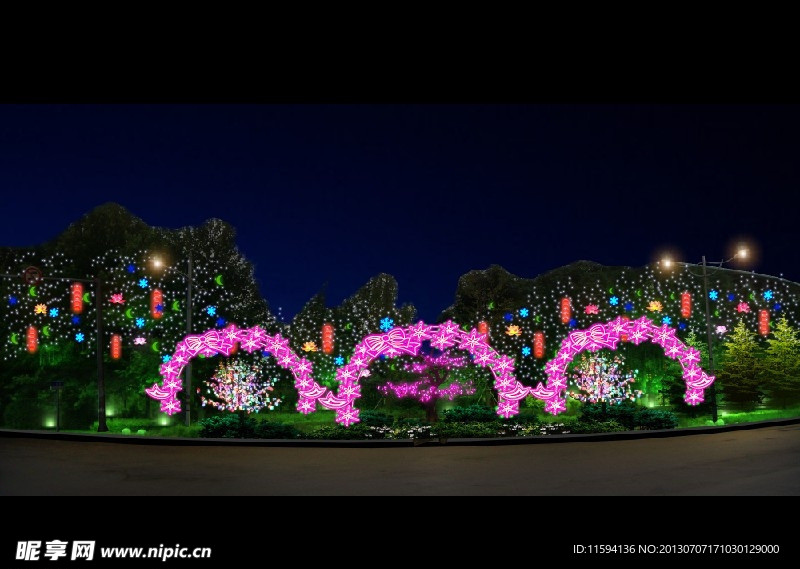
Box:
left=321, top=323, right=334, bottom=354
left=759, top=310, right=770, bottom=336
left=477, top=321, right=489, bottom=337
left=534, top=331, right=545, bottom=359
left=150, top=289, right=164, bottom=320
left=681, top=291, right=691, bottom=319
left=26, top=326, right=38, bottom=354
left=110, top=334, right=122, bottom=360
left=560, top=297, right=571, bottom=324
left=621, top=315, right=630, bottom=342
left=71, top=282, right=83, bottom=315
left=229, top=342, right=238, bottom=355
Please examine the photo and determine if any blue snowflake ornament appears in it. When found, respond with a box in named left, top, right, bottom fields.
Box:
left=138, top=278, right=148, bottom=288
left=624, top=302, right=634, bottom=312
left=135, top=317, right=145, bottom=328
left=162, top=354, right=172, bottom=363
left=216, top=317, right=226, bottom=327
left=49, top=308, right=59, bottom=317
left=334, top=355, right=344, bottom=366
left=727, top=293, right=736, bottom=302
left=127, top=264, right=136, bottom=273
left=662, top=316, right=672, bottom=325
left=763, top=290, right=773, bottom=301
left=206, top=306, right=217, bottom=316
left=504, top=312, right=514, bottom=322
left=75, top=333, right=85, bottom=343
left=521, top=346, right=531, bottom=356
left=519, top=308, right=529, bottom=318
left=609, top=296, right=619, bottom=306
left=72, top=316, right=81, bottom=325
left=380, top=317, right=394, bottom=332
left=709, top=290, right=718, bottom=301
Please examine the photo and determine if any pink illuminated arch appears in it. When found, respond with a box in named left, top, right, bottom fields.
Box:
left=145, top=324, right=328, bottom=417
left=146, top=321, right=534, bottom=426
left=530, top=316, right=716, bottom=415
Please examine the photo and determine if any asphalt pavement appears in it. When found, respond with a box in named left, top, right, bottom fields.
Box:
left=2, top=424, right=798, bottom=495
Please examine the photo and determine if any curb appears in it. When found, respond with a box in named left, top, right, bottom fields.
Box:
left=1, top=417, right=798, bottom=448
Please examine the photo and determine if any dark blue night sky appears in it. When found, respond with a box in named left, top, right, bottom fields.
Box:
left=1, top=104, right=797, bottom=321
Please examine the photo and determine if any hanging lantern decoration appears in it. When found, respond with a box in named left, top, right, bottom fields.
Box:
left=621, top=315, right=630, bottom=342
left=26, top=326, right=38, bottom=354
left=680, top=291, right=691, bottom=319
left=321, top=323, right=334, bottom=354
left=534, top=331, right=545, bottom=359
left=229, top=341, right=239, bottom=356
left=477, top=321, right=489, bottom=337
left=759, top=310, right=770, bottom=336
left=560, top=297, right=571, bottom=324
left=71, top=282, right=84, bottom=314
left=150, top=289, right=164, bottom=320
left=110, top=334, right=122, bottom=360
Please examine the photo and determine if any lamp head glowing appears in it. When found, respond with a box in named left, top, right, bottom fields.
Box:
left=152, top=258, right=163, bottom=268
left=737, top=247, right=748, bottom=259
left=662, top=258, right=672, bottom=268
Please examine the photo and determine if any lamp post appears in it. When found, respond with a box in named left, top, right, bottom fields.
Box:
left=662, top=246, right=748, bottom=423
left=153, top=253, right=193, bottom=426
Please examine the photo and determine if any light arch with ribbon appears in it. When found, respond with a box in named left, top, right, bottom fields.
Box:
left=145, top=324, right=328, bottom=417
left=530, top=316, right=716, bottom=415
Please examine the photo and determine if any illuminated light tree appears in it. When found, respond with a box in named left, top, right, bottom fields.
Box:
left=567, top=351, right=642, bottom=405
left=200, top=358, right=282, bottom=414
left=764, top=318, right=800, bottom=407
left=378, top=349, right=475, bottom=423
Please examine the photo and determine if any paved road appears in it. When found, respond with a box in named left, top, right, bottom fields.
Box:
left=2, top=425, right=799, bottom=495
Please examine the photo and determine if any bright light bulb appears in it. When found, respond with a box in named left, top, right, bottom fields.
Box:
left=738, top=248, right=748, bottom=259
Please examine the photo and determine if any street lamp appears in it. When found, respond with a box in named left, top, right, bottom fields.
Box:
left=152, top=253, right=193, bottom=426
left=660, top=245, right=750, bottom=422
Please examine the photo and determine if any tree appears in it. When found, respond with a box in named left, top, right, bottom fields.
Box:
left=764, top=318, right=800, bottom=408
left=718, top=320, right=766, bottom=409
left=378, top=349, right=475, bottom=423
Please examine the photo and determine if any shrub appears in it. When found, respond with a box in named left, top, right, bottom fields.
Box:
left=358, top=410, right=394, bottom=427
left=442, top=404, right=497, bottom=423
left=567, top=420, right=625, bottom=434
left=253, top=421, right=300, bottom=439
left=199, top=414, right=256, bottom=438
left=635, top=408, right=678, bottom=430
left=436, top=421, right=501, bottom=438
left=579, top=402, right=677, bottom=430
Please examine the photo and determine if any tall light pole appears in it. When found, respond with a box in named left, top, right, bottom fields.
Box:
left=662, top=246, right=748, bottom=423
left=153, top=252, right=194, bottom=426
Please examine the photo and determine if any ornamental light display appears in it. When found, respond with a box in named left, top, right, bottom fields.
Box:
left=460, top=263, right=800, bottom=395
left=568, top=351, right=642, bottom=404
left=91, top=249, right=244, bottom=363
left=377, top=350, right=475, bottom=422
left=759, top=309, right=770, bottom=336
left=534, top=330, right=545, bottom=359
left=200, top=358, right=281, bottom=413
left=1, top=252, right=94, bottom=360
